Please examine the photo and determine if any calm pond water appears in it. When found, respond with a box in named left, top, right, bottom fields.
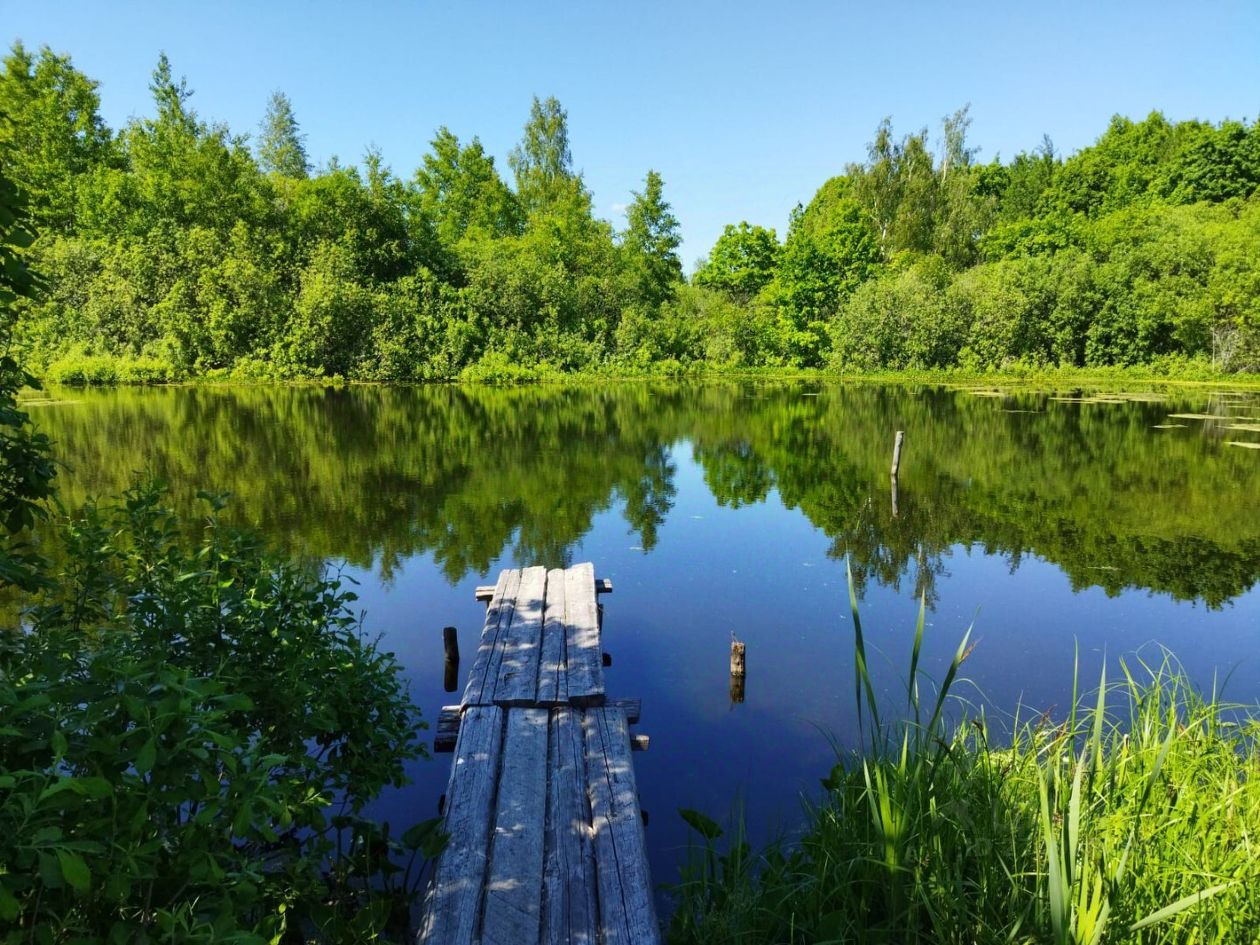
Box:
left=26, top=380, right=1260, bottom=904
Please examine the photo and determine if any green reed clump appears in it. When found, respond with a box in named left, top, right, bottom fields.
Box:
left=669, top=564, right=1260, bottom=944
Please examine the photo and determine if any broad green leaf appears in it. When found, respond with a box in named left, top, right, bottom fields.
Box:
left=678, top=807, right=723, bottom=840
left=135, top=738, right=157, bottom=774
left=56, top=848, right=91, bottom=891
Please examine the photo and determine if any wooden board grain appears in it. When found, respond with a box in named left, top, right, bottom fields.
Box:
left=542, top=708, right=599, bottom=945
left=434, top=698, right=642, bottom=752
left=564, top=563, right=605, bottom=706
left=480, top=708, right=550, bottom=945
left=538, top=568, right=569, bottom=706
left=584, top=708, right=659, bottom=945
left=417, top=705, right=505, bottom=945
left=476, top=578, right=612, bottom=601
left=494, top=566, right=548, bottom=706
left=462, top=569, right=521, bottom=708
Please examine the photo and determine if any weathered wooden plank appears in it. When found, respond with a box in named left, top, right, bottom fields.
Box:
left=461, top=569, right=522, bottom=708
left=584, top=707, right=659, bottom=945
left=542, top=708, right=599, bottom=945
left=435, top=698, right=642, bottom=752
left=537, top=568, right=569, bottom=706
left=564, top=563, right=605, bottom=706
left=481, top=708, right=550, bottom=945
left=494, top=566, right=547, bottom=706
left=476, top=578, right=611, bottom=602
left=417, top=705, right=505, bottom=945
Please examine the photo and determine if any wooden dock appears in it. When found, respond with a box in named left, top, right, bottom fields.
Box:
left=419, top=563, right=659, bottom=945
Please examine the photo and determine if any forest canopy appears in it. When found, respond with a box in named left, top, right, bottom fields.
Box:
left=2, top=43, right=1259, bottom=381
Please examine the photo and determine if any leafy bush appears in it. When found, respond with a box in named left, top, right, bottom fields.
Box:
left=0, top=485, right=438, bottom=943
left=42, top=349, right=179, bottom=386
left=458, top=350, right=562, bottom=384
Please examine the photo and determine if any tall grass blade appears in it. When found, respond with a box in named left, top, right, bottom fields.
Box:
left=1127, top=882, right=1233, bottom=931
left=908, top=590, right=926, bottom=727
left=847, top=558, right=881, bottom=741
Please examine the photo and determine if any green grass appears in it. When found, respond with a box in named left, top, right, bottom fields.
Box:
left=668, top=566, right=1260, bottom=944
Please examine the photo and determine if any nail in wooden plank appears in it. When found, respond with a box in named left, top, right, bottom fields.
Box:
left=481, top=708, right=550, bottom=945
left=537, top=568, right=569, bottom=706
left=584, top=707, right=658, bottom=944
left=564, top=563, right=605, bottom=706
left=494, top=566, right=547, bottom=706
left=461, top=569, right=521, bottom=708
left=417, top=705, right=505, bottom=945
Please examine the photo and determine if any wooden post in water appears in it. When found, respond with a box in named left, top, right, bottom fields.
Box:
left=890, top=430, right=905, bottom=518
left=442, top=626, right=460, bottom=693
left=729, top=638, right=746, bottom=704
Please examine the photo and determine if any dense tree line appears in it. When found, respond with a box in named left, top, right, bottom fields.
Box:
left=3, top=43, right=1259, bottom=380
left=694, top=107, right=1260, bottom=372
left=1, top=45, right=683, bottom=381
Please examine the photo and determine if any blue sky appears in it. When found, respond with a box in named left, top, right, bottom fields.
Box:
left=4, top=1, right=1259, bottom=265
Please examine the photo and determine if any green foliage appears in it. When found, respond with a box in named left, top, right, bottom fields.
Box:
left=257, top=90, right=309, bottom=179
left=703, top=109, right=1260, bottom=374
left=5, top=40, right=1260, bottom=379
left=508, top=95, right=579, bottom=217
left=43, top=347, right=177, bottom=385
left=0, top=484, right=433, bottom=942
left=621, top=169, right=683, bottom=309
left=0, top=144, right=57, bottom=588
left=669, top=583, right=1260, bottom=944
left=413, top=128, right=522, bottom=245
left=2, top=150, right=434, bottom=940
left=693, top=223, right=780, bottom=302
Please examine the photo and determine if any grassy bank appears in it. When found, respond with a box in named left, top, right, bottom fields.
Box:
left=28, top=347, right=1260, bottom=391
left=669, top=571, right=1260, bottom=944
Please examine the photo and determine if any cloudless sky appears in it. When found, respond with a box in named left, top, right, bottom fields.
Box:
left=4, top=1, right=1259, bottom=265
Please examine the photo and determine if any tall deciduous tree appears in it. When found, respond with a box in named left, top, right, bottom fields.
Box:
left=257, top=91, right=309, bottom=178
left=0, top=42, right=115, bottom=233
left=413, top=127, right=522, bottom=243
left=509, top=96, right=577, bottom=217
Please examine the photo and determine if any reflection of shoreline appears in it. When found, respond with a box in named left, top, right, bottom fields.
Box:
left=32, top=382, right=1260, bottom=607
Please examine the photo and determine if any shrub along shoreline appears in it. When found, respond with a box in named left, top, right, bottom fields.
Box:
left=668, top=574, right=1260, bottom=945
left=30, top=355, right=1260, bottom=392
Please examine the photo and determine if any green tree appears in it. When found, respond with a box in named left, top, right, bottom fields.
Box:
left=509, top=96, right=578, bottom=217
left=693, top=222, right=780, bottom=301
left=621, top=169, right=683, bottom=308
left=0, top=42, right=115, bottom=233
left=257, top=90, right=309, bottom=178
left=413, top=127, right=522, bottom=244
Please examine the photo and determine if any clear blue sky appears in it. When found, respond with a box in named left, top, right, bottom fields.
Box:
left=4, top=1, right=1259, bottom=266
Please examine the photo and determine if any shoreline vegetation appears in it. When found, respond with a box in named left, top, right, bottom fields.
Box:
left=668, top=575, right=1260, bottom=945
left=28, top=359, right=1260, bottom=391
left=3, top=44, right=1259, bottom=388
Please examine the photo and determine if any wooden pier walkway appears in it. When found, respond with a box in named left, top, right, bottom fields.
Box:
left=419, top=563, right=659, bottom=945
